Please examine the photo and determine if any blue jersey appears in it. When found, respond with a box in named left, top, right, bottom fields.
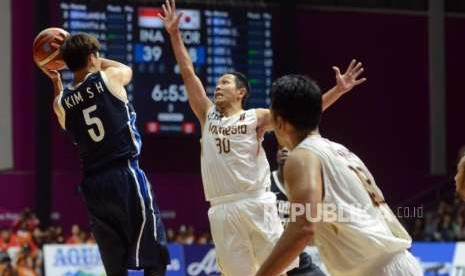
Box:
left=58, top=71, right=141, bottom=173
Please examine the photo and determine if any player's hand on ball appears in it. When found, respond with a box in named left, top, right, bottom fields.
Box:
left=161, top=0, right=183, bottom=35
left=333, top=59, right=367, bottom=94
left=49, top=32, right=68, bottom=49
left=33, top=27, right=69, bottom=71
left=40, top=66, right=61, bottom=81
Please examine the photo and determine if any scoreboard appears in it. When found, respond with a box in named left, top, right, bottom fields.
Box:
left=60, top=1, right=274, bottom=136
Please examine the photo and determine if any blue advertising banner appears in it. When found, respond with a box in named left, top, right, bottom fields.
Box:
left=41, top=242, right=465, bottom=276
left=183, top=245, right=220, bottom=276
left=167, top=243, right=186, bottom=276
left=45, top=244, right=219, bottom=276
left=410, top=242, right=465, bottom=276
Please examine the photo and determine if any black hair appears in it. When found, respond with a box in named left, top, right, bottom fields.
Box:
left=271, top=75, right=322, bottom=132
left=60, top=33, right=100, bottom=72
left=225, top=71, right=250, bottom=108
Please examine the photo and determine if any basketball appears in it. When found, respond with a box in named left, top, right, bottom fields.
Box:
left=32, top=27, right=70, bottom=71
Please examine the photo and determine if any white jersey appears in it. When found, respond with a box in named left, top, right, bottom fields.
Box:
left=201, top=106, right=270, bottom=201
left=297, top=135, right=412, bottom=276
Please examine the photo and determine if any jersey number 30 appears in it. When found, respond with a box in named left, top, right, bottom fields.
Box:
left=83, top=105, right=105, bottom=142
left=215, top=138, right=230, bottom=154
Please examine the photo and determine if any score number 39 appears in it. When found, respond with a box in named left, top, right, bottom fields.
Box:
left=142, top=46, right=162, bottom=62
left=142, top=46, right=198, bottom=63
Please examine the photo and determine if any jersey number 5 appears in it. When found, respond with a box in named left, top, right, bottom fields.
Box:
left=83, top=105, right=105, bottom=142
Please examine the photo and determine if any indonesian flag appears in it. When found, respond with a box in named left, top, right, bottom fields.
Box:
left=138, top=7, right=164, bottom=28
left=178, top=9, right=201, bottom=30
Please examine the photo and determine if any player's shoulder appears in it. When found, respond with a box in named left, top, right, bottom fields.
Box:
left=286, top=147, right=322, bottom=179
left=284, top=148, right=322, bottom=198
left=253, top=108, right=270, bottom=127
left=101, top=67, right=128, bottom=83
left=254, top=108, right=269, bottom=117
left=101, top=67, right=119, bottom=80
left=286, top=147, right=320, bottom=169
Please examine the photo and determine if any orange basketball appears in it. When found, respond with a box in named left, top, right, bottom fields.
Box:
left=33, top=27, right=70, bottom=71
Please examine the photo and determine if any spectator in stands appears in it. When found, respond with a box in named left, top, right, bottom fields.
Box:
left=15, top=225, right=38, bottom=254
left=0, top=229, right=18, bottom=251
left=12, top=209, right=39, bottom=233
left=167, top=225, right=213, bottom=245
left=411, top=219, right=425, bottom=241
left=16, top=244, right=39, bottom=276
left=66, top=224, right=83, bottom=244
left=184, top=226, right=195, bottom=245
left=195, top=232, right=212, bottom=245
left=422, top=211, right=438, bottom=241
left=31, top=228, right=47, bottom=249
left=0, top=251, right=14, bottom=276
left=166, top=228, right=175, bottom=243
left=86, top=233, right=96, bottom=244
left=436, top=200, right=452, bottom=217
left=453, top=213, right=465, bottom=240
left=417, top=197, right=465, bottom=241
left=174, top=225, right=187, bottom=244
left=435, top=214, right=455, bottom=241
left=56, top=226, right=64, bottom=243
left=38, top=228, right=52, bottom=245
left=48, top=226, right=64, bottom=244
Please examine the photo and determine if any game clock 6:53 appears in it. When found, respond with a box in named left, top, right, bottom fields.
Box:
left=151, top=84, right=188, bottom=102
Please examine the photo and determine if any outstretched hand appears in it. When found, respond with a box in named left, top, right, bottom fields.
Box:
left=160, top=0, right=183, bottom=35
left=332, top=59, right=367, bottom=94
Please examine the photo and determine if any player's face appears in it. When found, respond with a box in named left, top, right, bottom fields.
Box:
left=214, top=74, right=243, bottom=106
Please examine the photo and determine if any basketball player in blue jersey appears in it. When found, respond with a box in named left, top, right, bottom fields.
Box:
left=162, top=1, right=366, bottom=275
left=40, top=33, right=169, bottom=276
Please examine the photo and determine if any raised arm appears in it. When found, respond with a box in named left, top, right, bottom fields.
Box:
left=41, top=68, right=63, bottom=98
left=100, top=58, right=133, bottom=102
left=256, top=149, right=323, bottom=276
left=36, top=33, right=66, bottom=98
left=39, top=68, right=66, bottom=129
left=322, top=59, right=366, bottom=110
left=161, top=0, right=212, bottom=126
left=100, top=58, right=132, bottom=86
left=256, top=59, right=366, bottom=134
left=37, top=31, right=68, bottom=129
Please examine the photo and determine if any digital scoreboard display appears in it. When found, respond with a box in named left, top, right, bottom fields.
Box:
left=60, top=1, right=273, bottom=136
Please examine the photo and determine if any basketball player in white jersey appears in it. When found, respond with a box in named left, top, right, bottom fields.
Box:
left=271, top=147, right=328, bottom=276
left=256, top=75, right=422, bottom=276
left=162, top=1, right=366, bottom=275
left=456, top=155, right=465, bottom=200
